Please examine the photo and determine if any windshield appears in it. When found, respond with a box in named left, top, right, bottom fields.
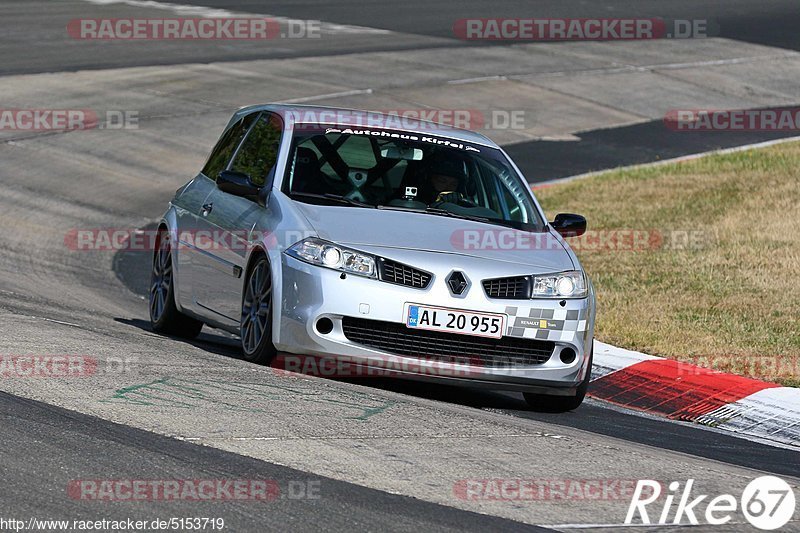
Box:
left=281, top=124, right=544, bottom=230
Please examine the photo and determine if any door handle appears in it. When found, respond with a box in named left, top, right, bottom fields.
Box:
left=201, top=202, right=213, bottom=215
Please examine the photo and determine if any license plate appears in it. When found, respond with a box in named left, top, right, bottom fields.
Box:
left=405, top=304, right=506, bottom=339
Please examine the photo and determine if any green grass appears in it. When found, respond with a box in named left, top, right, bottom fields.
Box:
left=535, top=143, right=800, bottom=386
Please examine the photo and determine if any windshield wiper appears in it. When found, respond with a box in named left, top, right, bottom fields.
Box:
left=424, top=207, right=491, bottom=224
left=427, top=208, right=542, bottom=230
left=377, top=204, right=491, bottom=223
left=377, top=204, right=538, bottom=230
left=290, top=192, right=375, bottom=208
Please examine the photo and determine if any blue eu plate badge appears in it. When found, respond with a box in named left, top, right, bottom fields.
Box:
left=407, top=305, right=419, bottom=327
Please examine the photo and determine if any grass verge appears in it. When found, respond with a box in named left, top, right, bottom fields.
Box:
left=535, top=142, right=800, bottom=386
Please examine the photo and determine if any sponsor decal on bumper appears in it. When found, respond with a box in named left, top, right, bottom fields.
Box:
left=504, top=306, right=588, bottom=341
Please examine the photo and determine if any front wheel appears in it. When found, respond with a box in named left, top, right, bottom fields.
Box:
left=240, top=255, right=277, bottom=365
left=524, top=347, right=593, bottom=412
left=149, top=228, right=204, bottom=339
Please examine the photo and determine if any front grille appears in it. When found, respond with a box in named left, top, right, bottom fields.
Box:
left=377, top=258, right=432, bottom=289
left=483, top=276, right=531, bottom=299
left=341, top=317, right=553, bottom=367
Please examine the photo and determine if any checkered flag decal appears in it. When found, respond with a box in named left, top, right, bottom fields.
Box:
left=504, top=306, right=588, bottom=342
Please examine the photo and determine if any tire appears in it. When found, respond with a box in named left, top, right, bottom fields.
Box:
left=240, top=255, right=277, bottom=365
left=149, top=227, right=204, bottom=339
left=523, top=347, right=593, bottom=412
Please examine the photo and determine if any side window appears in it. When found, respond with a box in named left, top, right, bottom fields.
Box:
left=499, top=183, right=524, bottom=222
left=475, top=158, right=524, bottom=222
left=201, top=112, right=257, bottom=181
left=230, top=113, right=283, bottom=187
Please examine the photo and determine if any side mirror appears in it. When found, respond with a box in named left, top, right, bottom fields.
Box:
left=217, top=170, right=260, bottom=198
left=550, top=213, right=587, bottom=237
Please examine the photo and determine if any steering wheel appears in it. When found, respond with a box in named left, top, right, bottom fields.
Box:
left=431, top=191, right=478, bottom=209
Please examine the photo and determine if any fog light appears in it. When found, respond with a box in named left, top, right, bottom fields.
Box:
left=316, top=317, right=334, bottom=335
left=560, top=347, right=577, bottom=364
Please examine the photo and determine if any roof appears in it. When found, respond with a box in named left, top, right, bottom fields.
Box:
left=232, top=103, right=500, bottom=148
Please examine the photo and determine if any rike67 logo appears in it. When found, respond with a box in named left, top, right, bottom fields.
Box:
left=626, top=476, right=796, bottom=530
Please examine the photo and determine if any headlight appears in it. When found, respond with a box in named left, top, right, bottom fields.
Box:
left=531, top=271, right=587, bottom=298
left=286, top=238, right=376, bottom=278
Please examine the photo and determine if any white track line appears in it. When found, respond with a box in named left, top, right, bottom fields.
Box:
left=282, top=88, right=374, bottom=103
left=78, top=0, right=392, bottom=35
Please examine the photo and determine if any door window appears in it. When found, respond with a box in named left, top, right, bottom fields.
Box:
left=229, top=113, right=283, bottom=187
left=201, top=112, right=258, bottom=181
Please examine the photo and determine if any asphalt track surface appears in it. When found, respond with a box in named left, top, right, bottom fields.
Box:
left=505, top=120, right=800, bottom=182
left=6, top=0, right=800, bottom=75
left=173, top=0, right=800, bottom=51
left=0, top=391, right=547, bottom=532
left=6, top=1, right=800, bottom=179
left=1, top=1, right=800, bottom=531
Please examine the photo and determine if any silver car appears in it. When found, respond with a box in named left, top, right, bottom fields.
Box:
left=150, top=104, right=596, bottom=411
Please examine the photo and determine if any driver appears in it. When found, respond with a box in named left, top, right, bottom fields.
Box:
left=425, top=156, right=468, bottom=205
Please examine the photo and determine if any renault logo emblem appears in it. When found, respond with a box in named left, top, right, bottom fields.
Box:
left=446, top=271, right=469, bottom=296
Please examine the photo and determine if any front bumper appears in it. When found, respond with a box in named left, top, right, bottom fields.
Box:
left=276, top=253, right=595, bottom=394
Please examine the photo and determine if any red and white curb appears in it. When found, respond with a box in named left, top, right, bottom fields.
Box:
left=591, top=342, right=800, bottom=448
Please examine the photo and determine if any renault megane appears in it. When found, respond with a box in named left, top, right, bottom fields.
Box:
left=149, top=104, right=595, bottom=411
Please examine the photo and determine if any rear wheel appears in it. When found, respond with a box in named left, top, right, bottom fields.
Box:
left=240, top=255, right=277, bottom=365
left=524, top=347, right=593, bottom=412
left=149, top=228, right=203, bottom=338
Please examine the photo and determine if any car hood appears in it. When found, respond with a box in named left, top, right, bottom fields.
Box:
left=293, top=203, right=575, bottom=272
